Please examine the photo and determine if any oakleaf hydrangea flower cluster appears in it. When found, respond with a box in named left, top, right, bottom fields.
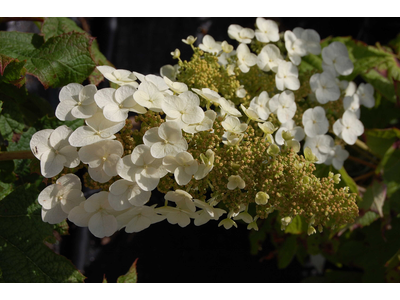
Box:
left=31, top=18, right=370, bottom=238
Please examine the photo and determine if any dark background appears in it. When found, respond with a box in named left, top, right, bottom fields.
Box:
left=4, top=17, right=400, bottom=283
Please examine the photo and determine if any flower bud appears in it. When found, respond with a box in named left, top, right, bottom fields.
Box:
left=267, top=144, right=280, bottom=156
left=221, top=41, right=234, bottom=53
left=171, top=48, right=181, bottom=59
left=182, top=35, right=197, bottom=45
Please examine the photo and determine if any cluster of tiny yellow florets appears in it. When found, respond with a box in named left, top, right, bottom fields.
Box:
left=176, top=49, right=249, bottom=106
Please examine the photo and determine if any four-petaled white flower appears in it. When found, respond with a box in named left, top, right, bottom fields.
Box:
left=257, top=44, right=283, bottom=73
left=163, top=151, right=199, bottom=186
left=302, top=106, right=329, bottom=138
left=255, top=18, right=279, bottom=43
left=356, top=83, right=375, bottom=108
left=68, top=191, right=120, bottom=238
left=219, top=97, right=242, bottom=117
left=284, top=30, right=307, bottom=66
left=304, top=134, right=335, bottom=164
left=38, top=173, right=85, bottom=224
left=269, top=90, right=297, bottom=123
left=108, top=179, right=151, bottom=211
left=68, top=111, right=125, bottom=147
left=343, top=94, right=361, bottom=118
left=221, top=116, right=248, bottom=134
left=182, top=110, right=217, bottom=134
left=310, top=72, right=340, bottom=104
left=249, top=91, right=271, bottom=120
left=192, top=88, right=221, bottom=107
left=163, top=76, right=188, bottom=94
left=30, top=125, right=80, bottom=178
left=333, top=110, right=364, bottom=145
left=116, top=205, right=165, bottom=233
left=227, top=175, right=245, bottom=190
left=143, top=121, right=188, bottom=159
left=275, top=60, right=300, bottom=91
left=322, top=41, right=354, bottom=76
left=199, top=35, right=222, bottom=54
left=94, top=85, right=146, bottom=122
left=117, top=144, right=168, bottom=191
left=56, top=83, right=98, bottom=121
left=162, top=91, right=205, bottom=128
left=275, top=119, right=305, bottom=146
left=228, top=24, right=255, bottom=44
left=164, top=190, right=196, bottom=213
left=78, top=140, right=124, bottom=183
left=133, top=80, right=165, bottom=112
left=192, top=199, right=226, bottom=226
left=236, top=43, right=257, bottom=73
left=324, top=145, right=350, bottom=170
left=96, top=66, right=139, bottom=87
left=293, top=27, right=321, bottom=55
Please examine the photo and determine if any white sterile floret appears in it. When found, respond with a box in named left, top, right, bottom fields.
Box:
left=304, top=134, right=335, bottom=164
left=94, top=85, right=146, bottom=122
left=165, top=189, right=196, bottom=213
left=240, top=104, right=263, bottom=122
left=68, top=191, right=120, bottom=238
left=199, top=35, right=222, bottom=54
left=160, top=64, right=180, bottom=81
left=182, top=35, right=197, bottom=45
left=257, top=44, right=283, bottom=73
left=236, top=86, right=247, bottom=98
left=163, top=76, right=188, bottom=94
left=30, top=125, right=79, bottom=178
left=219, top=97, right=242, bottom=117
left=116, top=205, right=164, bottom=233
left=194, top=149, right=215, bottom=180
left=68, top=111, right=125, bottom=147
left=222, top=132, right=243, bottom=146
left=356, top=83, right=375, bottom=108
left=228, top=24, right=255, bottom=44
left=269, top=90, right=297, bottom=123
left=302, top=106, right=329, bottom=138
left=234, top=210, right=253, bottom=224
left=218, top=218, right=237, bottom=229
left=236, top=43, right=257, bottom=73
left=275, top=60, right=300, bottom=91
left=227, top=175, right=246, bottom=190
left=78, top=140, right=124, bottom=183
left=163, top=151, right=199, bottom=186
left=162, top=91, right=205, bottom=128
left=250, top=91, right=271, bottom=120
left=309, top=72, right=340, bottom=104
left=275, top=119, right=305, bottom=146
left=133, top=81, right=165, bottom=112
left=133, top=72, right=171, bottom=95
left=293, top=27, right=321, bottom=55
left=324, top=145, right=349, bottom=170
left=345, top=81, right=357, bottom=96
left=322, top=42, right=354, bottom=76
left=284, top=30, right=307, bottom=66
left=218, top=49, right=236, bottom=67
left=221, top=116, right=248, bottom=134
left=333, top=110, right=364, bottom=145
left=192, top=199, right=226, bottom=226
left=108, top=179, right=151, bottom=211
left=38, top=173, right=85, bottom=224
left=255, top=18, right=279, bottom=43
left=117, top=144, right=168, bottom=191
left=96, top=66, right=139, bottom=87
left=143, top=121, right=188, bottom=159
left=183, top=110, right=217, bottom=134
left=156, top=206, right=193, bottom=228
left=192, top=87, right=221, bottom=107
left=258, top=122, right=277, bottom=135
left=56, top=83, right=98, bottom=121
left=343, top=94, right=361, bottom=118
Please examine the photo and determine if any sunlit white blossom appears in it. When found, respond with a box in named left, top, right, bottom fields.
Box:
left=302, top=106, right=329, bottom=138
left=257, top=44, right=283, bottom=73
left=275, top=60, right=300, bottom=91
left=322, top=42, right=354, bottom=76
left=199, top=35, right=222, bottom=54
left=228, top=24, right=255, bottom=44
left=310, top=72, right=340, bottom=104
left=116, top=205, right=165, bottom=233
left=356, top=83, right=375, bottom=108
left=97, top=66, right=138, bottom=87
left=236, top=43, right=257, bottom=73
left=163, top=151, right=198, bottom=186
left=255, top=18, right=279, bottom=43
left=269, top=90, right=297, bottom=123
left=333, top=110, right=364, bottom=145
left=108, top=179, right=151, bottom=211
left=304, top=134, right=335, bottom=164
left=56, top=83, right=98, bottom=121
left=324, top=145, right=350, bottom=170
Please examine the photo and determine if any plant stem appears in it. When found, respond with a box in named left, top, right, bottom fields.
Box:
left=0, top=150, right=35, bottom=161
left=348, top=155, right=377, bottom=169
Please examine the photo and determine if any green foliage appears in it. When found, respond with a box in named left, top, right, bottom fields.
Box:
left=0, top=182, right=85, bottom=282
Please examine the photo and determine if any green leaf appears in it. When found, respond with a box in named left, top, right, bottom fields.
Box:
left=277, top=235, right=297, bottom=269
left=0, top=113, right=25, bottom=141
left=359, top=181, right=386, bottom=218
left=0, top=31, right=95, bottom=88
left=117, top=259, right=138, bottom=283
left=362, top=69, right=396, bottom=103
left=41, top=17, right=114, bottom=86
left=0, top=54, right=26, bottom=87
left=0, top=182, right=85, bottom=282
left=357, top=211, right=379, bottom=227
left=299, top=53, right=322, bottom=73
left=0, top=160, right=16, bottom=183
left=338, top=167, right=359, bottom=196
left=365, top=128, right=400, bottom=158
left=382, top=149, right=400, bottom=184
left=285, top=215, right=308, bottom=234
